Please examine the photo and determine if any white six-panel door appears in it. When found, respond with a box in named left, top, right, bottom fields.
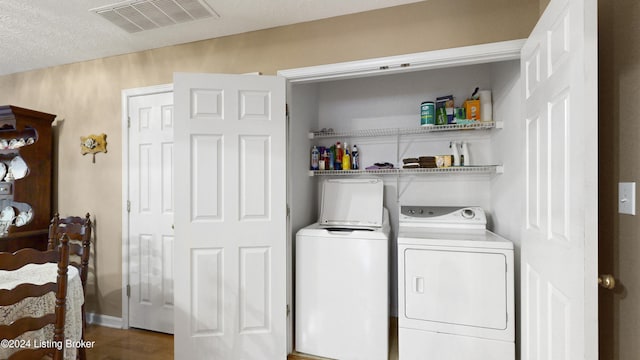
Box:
left=521, top=0, right=598, bottom=358
left=128, top=90, right=175, bottom=334
left=173, top=73, right=287, bottom=359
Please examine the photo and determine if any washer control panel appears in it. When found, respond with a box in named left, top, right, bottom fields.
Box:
left=399, top=206, right=487, bottom=229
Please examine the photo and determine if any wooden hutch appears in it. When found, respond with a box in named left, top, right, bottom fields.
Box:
left=0, top=105, right=55, bottom=252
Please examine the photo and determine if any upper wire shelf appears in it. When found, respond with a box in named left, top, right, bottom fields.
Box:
left=308, top=121, right=501, bottom=139
left=309, top=165, right=503, bottom=176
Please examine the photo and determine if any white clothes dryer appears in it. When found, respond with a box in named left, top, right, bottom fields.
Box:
left=397, top=206, right=515, bottom=360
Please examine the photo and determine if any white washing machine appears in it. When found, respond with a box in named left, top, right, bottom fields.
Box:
left=296, top=179, right=389, bottom=360
left=397, top=206, right=514, bottom=360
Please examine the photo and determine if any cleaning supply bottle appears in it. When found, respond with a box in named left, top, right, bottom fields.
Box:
left=335, top=142, right=343, bottom=170
left=450, top=141, right=460, bottom=166
left=311, top=145, right=320, bottom=170
left=461, top=142, right=470, bottom=166
left=321, top=149, right=329, bottom=170
left=343, top=142, right=351, bottom=170
left=329, top=146, right=335, bottom=170
left=352, top=144, right=359, bottom=170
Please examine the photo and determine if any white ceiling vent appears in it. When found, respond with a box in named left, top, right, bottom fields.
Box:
left=91, top=0, right=220, bottom=33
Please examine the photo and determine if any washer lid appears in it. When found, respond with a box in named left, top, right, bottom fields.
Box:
left=319, top=178, right=384, bottom=229
left=296, top=220, right=390, bottom=241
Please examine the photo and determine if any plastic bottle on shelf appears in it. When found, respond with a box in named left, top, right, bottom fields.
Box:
left=311, top=146, right=320, bottom=170
left=461, top=142, right=470, bottom=166
left=450, top=141, right=460, bottom=166
left=321, top=149, right=329, bottom=170
left=343, top=142, right=351, bottom=170
left=352, top=144, right=359, bottom=170
left=329, top=146, right=335, bottom=170
left=335, top=142, right=343, bottom=170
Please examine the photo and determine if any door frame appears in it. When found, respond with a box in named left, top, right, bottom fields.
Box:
left=277, top=39, right=524, bottom=354
left=120, top=83, right=173, bottom=329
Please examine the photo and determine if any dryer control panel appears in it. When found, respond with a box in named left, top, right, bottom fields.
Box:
left=399, top=206, right=486, bottom=229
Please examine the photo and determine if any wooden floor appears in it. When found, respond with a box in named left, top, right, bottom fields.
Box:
left=85, top=324, right=173, bottom=360
left=85, top=317, right=398, bottom=360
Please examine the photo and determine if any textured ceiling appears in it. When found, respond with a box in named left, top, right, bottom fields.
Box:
left=0, top=0, right=425, bottom=76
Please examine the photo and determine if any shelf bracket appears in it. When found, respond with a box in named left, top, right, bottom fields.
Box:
left=397, top=176, right=416, bottom=200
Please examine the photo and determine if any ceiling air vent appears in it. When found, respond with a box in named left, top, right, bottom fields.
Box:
left=91, top=0, right=220, bottom=33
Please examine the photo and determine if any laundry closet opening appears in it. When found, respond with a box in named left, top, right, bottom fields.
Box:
left=286, top=57, right=523, bottom=321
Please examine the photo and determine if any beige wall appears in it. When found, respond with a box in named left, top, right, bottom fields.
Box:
left=0, top=0, right=538, bottom=318
left=539, top=0, right=551, bottom=14
left=599, top=0, right=640, bottom=359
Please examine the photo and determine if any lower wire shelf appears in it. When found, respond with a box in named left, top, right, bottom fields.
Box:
left=309, top=165, right=503, bottom=176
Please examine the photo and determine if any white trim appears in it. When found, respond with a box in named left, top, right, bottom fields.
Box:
left=86, top=313, right=124, bottom=329
left=121, top=83, right=173, bottom=330
left=277, top=39, right=525, bottom=83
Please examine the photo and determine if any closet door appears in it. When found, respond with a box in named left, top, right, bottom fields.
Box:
left=521, top=0, right=598, bottom=358
left=173, top=73, right=287, bottom=359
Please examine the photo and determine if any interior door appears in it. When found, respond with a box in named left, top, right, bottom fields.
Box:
left=521, top=0, right=598, bottom=359
left=173, top=73, right=287, bottom=359
left=128, top=90, right=175, bottom=334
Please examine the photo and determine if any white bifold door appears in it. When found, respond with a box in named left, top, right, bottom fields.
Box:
left=173, top=73, right=287, bottom=359
left=521, top=0, right=598, bottom=359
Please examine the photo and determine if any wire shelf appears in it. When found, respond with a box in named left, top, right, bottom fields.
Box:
left=309, top=121, right=499, bottom=139
left=309, top=165, right=502, bottom=176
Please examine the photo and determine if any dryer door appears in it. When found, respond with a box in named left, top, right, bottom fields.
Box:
left=404, top=248, right=507, bottom=330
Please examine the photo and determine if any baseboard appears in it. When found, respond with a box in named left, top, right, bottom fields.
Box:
left=87, top=312, right=123, bottom=329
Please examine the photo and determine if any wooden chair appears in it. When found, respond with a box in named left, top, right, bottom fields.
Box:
left=0, top=235, right=70, bottom=360
left=48, top=213, right=92, bottom=290
left=47, top=213, right=91, bottom=360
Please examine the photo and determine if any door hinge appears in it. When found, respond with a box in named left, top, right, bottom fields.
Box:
left=286, top=304, right=290, bottom=317
left=127, top=200, right=131, bottom=212
left=126, top=284, right=131, bottom=297
left=286, top=204, right=290, bottom=218
left=127, top=116, right=131, bottom=128
left=285, top=103, right=289, bottom=117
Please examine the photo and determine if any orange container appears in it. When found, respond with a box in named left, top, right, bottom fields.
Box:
left=464, top=100, right=481, bottom=120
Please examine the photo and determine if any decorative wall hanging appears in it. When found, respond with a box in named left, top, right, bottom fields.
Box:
left=80, top=133, right=107, bottom=163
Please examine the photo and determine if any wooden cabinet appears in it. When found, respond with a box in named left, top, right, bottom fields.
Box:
left=0, top=105, right=55, bottom=252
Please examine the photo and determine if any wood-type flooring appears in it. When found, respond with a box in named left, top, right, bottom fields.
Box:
left=84, top=324, right=173, bottom=360
left=84, top=317, right=398, bottom=360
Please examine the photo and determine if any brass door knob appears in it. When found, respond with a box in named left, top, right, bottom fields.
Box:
left=598, top=274, right=616, bottom=290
